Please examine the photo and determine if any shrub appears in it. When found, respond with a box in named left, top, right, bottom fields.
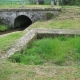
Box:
left=0, top=25, right=8, bottom=31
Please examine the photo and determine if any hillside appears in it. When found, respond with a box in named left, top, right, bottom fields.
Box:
left=56, top=7, right=80, bottom=20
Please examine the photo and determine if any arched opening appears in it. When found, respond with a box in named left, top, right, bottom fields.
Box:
left=14, top=15, right=32, bottom=30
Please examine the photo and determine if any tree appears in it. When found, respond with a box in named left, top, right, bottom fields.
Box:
left=61, top=0, right=80, bottom=5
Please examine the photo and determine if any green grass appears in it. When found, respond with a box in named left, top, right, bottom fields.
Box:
left=0, top=31, right=25, bottom=57
left=30, top=19, right=80, bottom=29
left=0, top=4, right=61, bottom=9
left=0, top=60, right=79, bottom=80
left=0, top=6, right=80, bottom=80
left=0, top=25, right=8, bottom=31
left=8, top=36, right=80, bottom=66
left=62, top=6, right=80, bottom=9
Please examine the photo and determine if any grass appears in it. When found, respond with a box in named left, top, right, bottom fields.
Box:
left=9, top=36, right=80, bottom=66
left=0, top=61, right=79, bottom=80
left=0, top=6, right=80, bottom=80
left=30, top=19, right=80, bottom=29
left=0, top=4, right=61, bottom=9
left=0, top=31, right=25, bottom=57
left=62, top=6, right=80, bottom=9
left=0, top=25, right=8, bottom=31
left=1, top=35, right=80, bottom=80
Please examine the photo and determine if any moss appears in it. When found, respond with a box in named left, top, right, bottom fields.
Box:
left=46, top=13, right=54, bottom=20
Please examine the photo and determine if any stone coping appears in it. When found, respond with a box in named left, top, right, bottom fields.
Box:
left=0, top=8, right=61, bottom=12
left=0, top=29, right=80, bottom=60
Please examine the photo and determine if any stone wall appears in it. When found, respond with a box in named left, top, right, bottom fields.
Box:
left=0, top=8, right=61, bottom=27
left=1, top=29, right=80, bottom=59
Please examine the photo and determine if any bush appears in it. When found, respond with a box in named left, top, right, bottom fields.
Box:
left=0, top=25, right=8, bottom=31
left=62, top=0, right=80, bottom=6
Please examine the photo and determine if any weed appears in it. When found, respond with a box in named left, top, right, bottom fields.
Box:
left=8, top=36, right=80, bottom=66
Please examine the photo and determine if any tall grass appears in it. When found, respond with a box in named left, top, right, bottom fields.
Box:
left=9, top=36, right=80, bottom=66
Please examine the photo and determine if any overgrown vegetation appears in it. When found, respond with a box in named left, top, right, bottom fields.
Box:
left=0, top=6, right=80, bottom=80
left=0, top=31, right=25, bottom=57
left=62, top=0, right=80, bottom=6
left=9, top=36, right=80, bottom=66
left=0, top=25, right=8, bottom=31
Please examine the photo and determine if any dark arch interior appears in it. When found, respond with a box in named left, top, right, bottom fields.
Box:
left=14, top=15, right=32, bottom=30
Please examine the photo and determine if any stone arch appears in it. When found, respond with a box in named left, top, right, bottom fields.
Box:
left=14, top=15, right=32, bottom=30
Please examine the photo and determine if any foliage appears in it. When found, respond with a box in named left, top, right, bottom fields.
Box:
left=62, top=0, right=80, bottom=6
left=0, top=25, right=8, bottom=31
left=0, top=0, right=80, bottom=6
left=9, top=36, right=80, bottom=66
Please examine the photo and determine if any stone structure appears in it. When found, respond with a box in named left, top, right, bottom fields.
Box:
left=0, top=8, right=60, bottom=28
left=1, top=29, right=80, bottom=59
left=51, top=1, right=54, bottom=7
